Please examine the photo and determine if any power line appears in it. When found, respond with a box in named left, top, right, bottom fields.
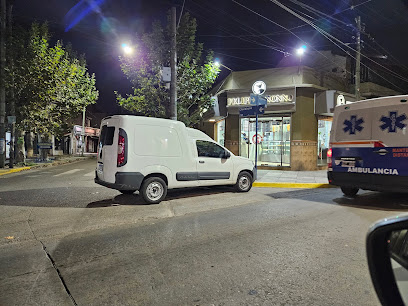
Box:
left=268, top=0, right=408, bottom=90
left=231, top=0, right=353, bottom=73
left=189, top=0, right=287, bottom=52
left=214, top=51, right=276, bottom=66
left=184, top=3, right=288, bottom=56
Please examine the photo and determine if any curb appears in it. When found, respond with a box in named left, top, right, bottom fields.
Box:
left=0, top=167, right=31, bottom=176
left=253, top=182, right=335, bottom=188
left=0, top=156, right=95, bottom=176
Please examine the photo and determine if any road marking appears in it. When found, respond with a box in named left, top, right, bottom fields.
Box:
left=26, top=175, right=41, bottom=178
left=84, top=171, right=95, bottom=177
left=39, top=171, right=53, bottom=174
left=53, top=169, right=82, bottom=177
left=253, top=182, right=334, bottom=188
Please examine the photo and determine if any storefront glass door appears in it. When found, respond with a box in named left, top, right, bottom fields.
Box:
left=317, top=118, right=332, bottom=166
left=240, top=116, right=291, bottom=167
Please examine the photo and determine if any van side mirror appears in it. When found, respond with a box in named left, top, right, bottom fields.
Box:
left=366, top=215, right=408, bottom=306
left=222, top=151, right=231, bottom=159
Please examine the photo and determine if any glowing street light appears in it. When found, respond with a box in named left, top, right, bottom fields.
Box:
left=214, top=59, right=232, bottom=71
left=121, top=43, right=134, bottom=55
left=296, top=45, right=307, bottom=57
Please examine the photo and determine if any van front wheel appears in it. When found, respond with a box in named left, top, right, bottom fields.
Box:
left=341, top=186, right=359, bottom=197
left=141, top=177, right=167, bottom=204
left=234, top=171, right=253, bottom=192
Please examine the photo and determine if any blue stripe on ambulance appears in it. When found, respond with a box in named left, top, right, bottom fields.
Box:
left=332, top=146, right=408, bottom=176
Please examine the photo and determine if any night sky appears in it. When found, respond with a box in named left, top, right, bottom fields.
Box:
left=12, top=0, right=408, bottom=113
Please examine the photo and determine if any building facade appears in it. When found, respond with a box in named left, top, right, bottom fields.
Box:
left=202, top=65, right=399, bottom=170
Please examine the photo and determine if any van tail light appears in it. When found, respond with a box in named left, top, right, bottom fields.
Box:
left=327, top=146, right=332, bottom=168
left=117, top=135, right=125, bottom=166
left=117, top=128, right=127, bottom=167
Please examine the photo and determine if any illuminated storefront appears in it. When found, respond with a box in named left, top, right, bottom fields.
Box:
left=202, top=66, right=358, bottom=170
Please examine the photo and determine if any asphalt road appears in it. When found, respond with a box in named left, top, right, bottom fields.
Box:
left=1, top=159, right=408, bottom=305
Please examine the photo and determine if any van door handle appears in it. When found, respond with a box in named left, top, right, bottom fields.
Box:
left=199, top=161, right=205, bottom=164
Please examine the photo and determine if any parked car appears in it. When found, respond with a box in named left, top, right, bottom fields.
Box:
left=95, top=115, right=255, bottom=204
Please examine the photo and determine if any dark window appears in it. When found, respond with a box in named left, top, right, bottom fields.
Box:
left=196, top=140, right=226, bottom=158
left=99, top=126, right=115, bottom=147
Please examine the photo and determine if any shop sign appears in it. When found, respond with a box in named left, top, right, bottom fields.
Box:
left=73, top=125, right=100, bottom=137
left=252, top=81, right=266, bottom=95
left=228, top=94, right=294, bottom=106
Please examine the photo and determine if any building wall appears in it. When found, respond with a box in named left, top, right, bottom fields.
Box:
left=200, top=121, right=215, bottom=140
left=291, top=91, right=318, bottom=170
left=225, top=115, right=240, bottom=155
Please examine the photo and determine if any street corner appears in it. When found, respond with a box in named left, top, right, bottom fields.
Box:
left=0, top=166, right=31, bottom=176
left=253, top=182, right=335, bottom=189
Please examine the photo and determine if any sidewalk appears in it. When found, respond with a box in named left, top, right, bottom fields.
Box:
left=253, top=169, right=332, bottom=188
left=0, top=155, right=96, bottom=176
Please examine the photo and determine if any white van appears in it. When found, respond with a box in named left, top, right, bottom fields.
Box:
left=328, top=95, right=408, bottom=196
left=95, top=115, right=255, bottom=203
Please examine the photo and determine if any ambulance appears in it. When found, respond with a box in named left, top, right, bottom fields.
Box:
left=328, top=95, right=408, bottom=196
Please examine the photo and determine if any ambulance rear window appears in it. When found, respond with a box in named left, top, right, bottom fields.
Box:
left=99, top=126, right=115, bottom=146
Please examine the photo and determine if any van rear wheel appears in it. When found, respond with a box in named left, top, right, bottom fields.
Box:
left=234, top=171, right=253, bottom=192
left=141, top=177, right=167, bottom=204
left=341, top=186, right=359, bottom=197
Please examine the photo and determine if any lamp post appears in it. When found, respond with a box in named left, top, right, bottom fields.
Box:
left=81, top=106, right=85, bottom=157
left=295, top=45, right=306, bottom=74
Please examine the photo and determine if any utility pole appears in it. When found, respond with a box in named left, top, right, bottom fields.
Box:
left=355, top=16, right=361, bottom=101
left=170, top=6, right=177, bottom=120
left=81, top=106, right=85, bottom=156
left=7, top=0, right=14, bottom=168
left=0, top=0, right=6, bottom=168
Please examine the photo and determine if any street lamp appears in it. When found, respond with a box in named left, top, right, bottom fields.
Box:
left=295, top=45, right=306, bottom=74
left=214, top=59, right=233, bottom=71
left=121, top=43, right=134, bottom=55
left=296, top=45, right=307, bottom=57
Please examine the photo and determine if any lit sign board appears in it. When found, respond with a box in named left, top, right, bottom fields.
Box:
left=227, top=94, right=294, bottom=106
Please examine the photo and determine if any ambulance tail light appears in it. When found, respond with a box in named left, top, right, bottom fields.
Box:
left=117, top=128, right=127, bottom=167
left=374, top=141, right=385, bottom=148
left=327, top=146, right=332, bottom=169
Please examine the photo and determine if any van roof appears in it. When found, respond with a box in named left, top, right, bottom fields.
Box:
left=101, top=115, right=186, bottom=127
left=186, top=128, right=213, bottom=141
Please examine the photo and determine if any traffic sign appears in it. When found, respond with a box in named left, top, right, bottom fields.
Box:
left=239, top=105, right=266, bottom=117
left=252, top=134, right=263, bottom=144
left=37, top=142, right=53, bottom=149
left=250, top=93, right=267, bottom=106
left=7, top=116, right=16, bottom=124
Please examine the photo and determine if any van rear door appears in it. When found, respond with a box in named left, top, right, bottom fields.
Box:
left=97, top=118, right=119, bottom=183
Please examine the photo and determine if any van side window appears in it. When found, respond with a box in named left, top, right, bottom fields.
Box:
left=196, top=140, right=225, bottom=158
left=99, top=126, right=115, bottom=147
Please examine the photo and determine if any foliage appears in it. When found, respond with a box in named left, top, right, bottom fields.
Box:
left=116, top=13, right=220, bottom=127
left=6, top=22, right=99, bottom=136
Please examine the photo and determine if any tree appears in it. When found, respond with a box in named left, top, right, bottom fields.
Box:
left=116, top=13, right=220, bottom=127
left=6, top=22, right=99, bottom=137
